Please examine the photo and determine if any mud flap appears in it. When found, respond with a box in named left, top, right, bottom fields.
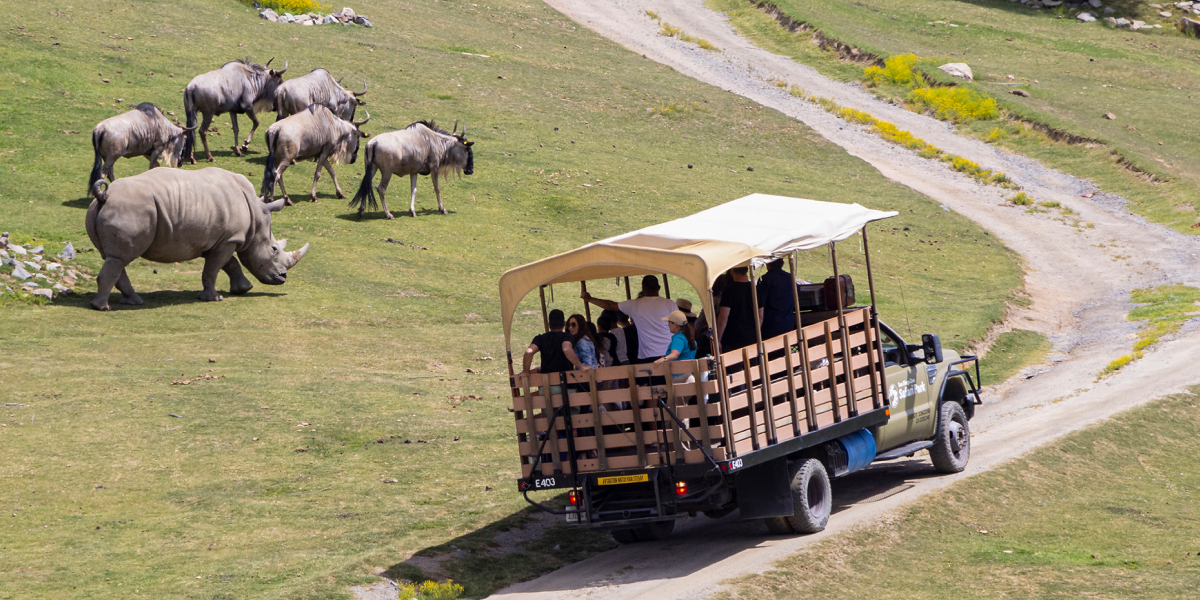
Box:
left=735, top=457, right=794, bottom=520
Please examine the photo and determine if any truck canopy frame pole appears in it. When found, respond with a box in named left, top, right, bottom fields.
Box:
left=748, top=266, right=778, bottom=445
left=829, top=242, right=859, bottom=418
left=790, top=251, right=819, bottom=432
left=539, top=285, right=550, bottom=332
left=709, top=288, right=737, bottom=458
left=860, top=226, right=885, bottom=410
left=580, top=281, right=592, bottom=324
left=662, top=273, right=671, bottom=299
left=624, top=276, right=632, bottom=300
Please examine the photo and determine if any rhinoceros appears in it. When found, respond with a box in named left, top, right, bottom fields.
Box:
left=85, top=167, right=309, bottom=311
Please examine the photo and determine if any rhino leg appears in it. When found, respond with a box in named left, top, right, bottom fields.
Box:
left=199, top=112, right=215, bottom=162
left=377, top=170, right=394, bottom=220
left=92, top=257, right=132, bottom=311
left=197, top=245, right=236, bottom=302
left=409, top=174, right=419, bottom=218
left=115, top=269, right=143, bottom=306
left=223, top=257, right=253, bottom=295
left=433, top=172, right=447, bottom=215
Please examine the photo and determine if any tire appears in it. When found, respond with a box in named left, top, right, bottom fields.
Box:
left=611, top=528, right=640, bottom=544
left=635, top=519, right=675, bottom=541
left=930, top=401, right=970, bottom=473
left=785, top=458, right=832, bottom=534
left=763, top=516, right=794, bottom=535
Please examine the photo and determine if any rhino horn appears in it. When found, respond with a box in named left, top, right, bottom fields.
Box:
left=263, top=198, right=288, bottom=213
left=286, top=243, right=309, bottom=268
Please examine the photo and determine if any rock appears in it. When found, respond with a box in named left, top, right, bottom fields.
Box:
left=342, top=6, right=356, bottom=18
left=30, top=245, right=43, bottom=254
left=10, top=265, right=31, bottom=280
left=58, top=242, right=75, bottom=260
left=322, top=14, right=338, bottom=24
left=1131, top=20, right=1148, bottom=29
left=301, top=19, right=314, bottom=26
left=0, top=249, right=6, bottom=259
left=1181, top=16, right=1200, bottom=36
left=1, top=258, right=13, bottom=266
left=31, top=288, right=52, bottom=299
left=1114, top=17, right=1130, bottom=26
left=260, top=8, right=278, bottom=22
left=355, top=16, right=372, bottom=26
left=280, top=13, right=295, bottom=23
left=1088, top=0, right=1102, bottom=7
left=1077, top=11, right=1097, bottom=21
left=1178, top=2, right=1193, bottom=8
left=23, top=261, right=41, bottom=271
left=22, top=281, right=38, bottom=289
left=1012, top=89, right=1031, bottom=97
left=46, top=262, right=61, bottom=271
left=1103, top=112, right=1117, bottom=120
left=938, top=62, right=974, bottom=80
left=1160, top=11, right=1174, bottom=17
left=1043, top=0, right=1062, bottom=6
left=1104, top=6, right=1115, bottom=13
left=52, top=283, right=70, bottom=293
left=8, top=244, right=27, bottom=256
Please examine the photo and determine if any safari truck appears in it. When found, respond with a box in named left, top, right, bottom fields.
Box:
left=498, top=194, right=981, bottom=542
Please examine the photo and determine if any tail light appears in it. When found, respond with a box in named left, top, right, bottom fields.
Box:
left=567, top=490, right=579, bottom=506
left=675, top=481, right=688, bottom=497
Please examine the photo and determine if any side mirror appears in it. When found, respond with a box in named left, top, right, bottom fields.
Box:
left=921, top=334, right=943, bottom=365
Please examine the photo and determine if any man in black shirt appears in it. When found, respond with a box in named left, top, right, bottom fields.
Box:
left=519, top=309, right=584, bottom=377
left=758, top=259, right=797, bottom=340
left=716, top=266, right=762, bottom=353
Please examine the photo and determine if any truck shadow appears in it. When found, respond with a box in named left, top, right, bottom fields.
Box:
left=389, top=459, right=944, bottom=598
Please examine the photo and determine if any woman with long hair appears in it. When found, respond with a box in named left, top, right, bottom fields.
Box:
left=654, top=310, right=697, bottom=368
left=567, top=313, right=598, bottom=370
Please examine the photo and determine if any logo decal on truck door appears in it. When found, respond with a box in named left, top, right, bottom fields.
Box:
left=888, top=378, right=926, bottom=409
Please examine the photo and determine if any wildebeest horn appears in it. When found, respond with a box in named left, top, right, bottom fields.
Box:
left=452, top=120, right=459, bottom=134
left=462, top=122, right=467, bottom=136
left=265, top=57, right=274, bottom=67
left=181, top=124, right=198, bottom=132
left=285, top=243, right=310, bottom=268
left=353, top=80, right=368, bottom=97
left=352, top=111, right=370, bottom=128
left=262, top=198, right=288, bottom=213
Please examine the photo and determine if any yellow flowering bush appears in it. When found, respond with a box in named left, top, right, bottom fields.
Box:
left=864, top=53, right=920, bottom=87
left=909, top=87, right=999, bottom=122
left=245, top=0, right=332, bottom=14
left=397, top=579, right=465, bottom=600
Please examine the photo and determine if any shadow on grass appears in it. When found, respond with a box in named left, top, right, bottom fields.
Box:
left=62, top=196, right=94, bottom=209
left=60, top=289, right=286, bottom=310
left=334, top=208, right=455, bottom=221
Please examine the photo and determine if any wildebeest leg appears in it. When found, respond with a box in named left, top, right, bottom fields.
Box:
left=102, top=155, right=118, bottom=183
left=325, top=160, right=346, bottom=199
left=223, top=257, right=253, bottom=295
left=92, top=257, right=129, bottom=311
left=148, top=148, right=161, bottom=170
left=276, top=162, right=292, bottom=206
left=115, top=269, right=143, bottom=306
left=433, top=172, right=447, bottom=215
left=198, top=245, right=236, bottom=302
left=376, top=170, right=394, bottom=220
left=199, top=112, right=215, bottom=162
left=309, top=155, right=327, bottom=202
left=409, top=174, right=419, bottom=218
left=230, top=113, right=243, bottom=157
left=241, top=110, right=260, bottom=153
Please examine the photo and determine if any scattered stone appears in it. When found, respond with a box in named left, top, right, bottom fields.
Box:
left=1103, top=112, right=1117, bottom=120
left=938, top=62, right=974, bottom=80
left=1160, top=10, right=1174, bottom=16
left=1077, top=11, right=1097, bottom=21
left=46, top=262, right=61, bottom=271
left=261, top=8, right=278, bottom=22
left=381, top=478, right=398, bottom=483
left=1114, top=17, right=1131, bottom=26
left=280, top=13, right=295, bottom=23
left=1088, top=0, right=1102, bottom=7
left=31, top=289, right=52, bottom=299
left=342, top=6, right=356, bottom=18
left=1181, top=17, right=1200, bottom=36
left=1104, top=6, right=1115, bottom=13
left=322, top=14, right=338, bottom=25
left=22, top=281, right=38, bottom=289
left=1131, top=19, right=1149, bottom=28
left=8, top=244, right=27, bottom=256
left=23, top=261, right=41, bottom=271
left=58, top=242, right=75, bottom=260
left=10, top=265, right=31, bottom=280
left=1012, top=89, right=1031, bottom=97
left=355, top=16, right=372, bottom=26
left=1043, top=0, right=1062, bottom=5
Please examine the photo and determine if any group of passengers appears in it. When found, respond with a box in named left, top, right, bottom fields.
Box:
left=518, top=261, right=806, bottom=380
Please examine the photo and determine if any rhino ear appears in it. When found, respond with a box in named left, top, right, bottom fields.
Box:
left=262, top=198, right=288, bottom=213
left=279, top=238, right=288, bottom=251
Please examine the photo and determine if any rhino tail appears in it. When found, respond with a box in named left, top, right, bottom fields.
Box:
left=349, top=142, right=378, bottom=213
left=261, top=128, right=278, bottom=198
left=182, top=87, right=196, bottom=162
left=91, top=178, right=109, bottom=208
left=88, top=129, right=105, bottom=192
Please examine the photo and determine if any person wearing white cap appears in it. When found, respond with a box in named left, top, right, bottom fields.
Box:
left=653, top=310, right=697, bottom=371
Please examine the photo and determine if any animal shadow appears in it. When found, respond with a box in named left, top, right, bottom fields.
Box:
left=63, top=197, right=94, bottom=209
left=67, top=289, right=286, bottom=310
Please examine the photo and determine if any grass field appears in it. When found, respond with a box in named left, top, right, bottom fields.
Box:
left=0, top=1, right=1021, bottom=598
left=978, top=328, right=1051, bottom=386
left=718, top=386, right=1200, bottom=600
left=710, top=0, right=1200, bottom=234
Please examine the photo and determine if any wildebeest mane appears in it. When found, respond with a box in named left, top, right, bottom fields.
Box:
left=134, top=102, right=160, bottom=119
left=405, top=120, right=451, bottom=136
left=223, top=57, right=266, bottom=71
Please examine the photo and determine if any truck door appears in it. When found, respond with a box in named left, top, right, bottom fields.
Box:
left=872, top=327, right=932, bottom=451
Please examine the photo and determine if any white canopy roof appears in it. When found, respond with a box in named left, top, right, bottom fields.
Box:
left=499, top=194, right=897, bottom=348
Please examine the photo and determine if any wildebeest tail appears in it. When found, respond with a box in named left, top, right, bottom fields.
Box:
left=88, top=129, right=105, bottom=192
left=349, top=143, right=378, bottom=212
left=182, top=87, right=196, bottom=162
left=261, top=129, right=278, bottom=197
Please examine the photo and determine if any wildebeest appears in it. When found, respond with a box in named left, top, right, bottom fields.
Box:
left=261, top=104, right=370, bottom=204
left=88, top=103, right=196, bottom=192
left=348, top=121, right=475, bottom=219
left=274, top=68, right=366, bottom=121
left=183, top=58, right=287, bottom=163
left=85, top=167, right=308, bottom=311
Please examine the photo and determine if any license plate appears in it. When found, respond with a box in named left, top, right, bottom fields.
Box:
left=565, top=511, right=579, bottom=523
left=597, top=474, right=649, bottom=486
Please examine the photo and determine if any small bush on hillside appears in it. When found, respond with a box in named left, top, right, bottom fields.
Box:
left=243, top=0, right=332, bottom=14
left=864, top=53, right=920, bottom=87
left=909, top=87, right=999, bottom=122
left=986, top=127, right=1006, bottom=142
left=398, top=579, right=464, bottom=600
left=1009, top=192, right=1033, bottom=206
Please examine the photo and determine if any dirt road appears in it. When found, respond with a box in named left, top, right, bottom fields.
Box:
left=483, top=1, right=1200, bottom=599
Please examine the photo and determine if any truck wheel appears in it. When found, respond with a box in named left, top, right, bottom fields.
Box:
left=635, top=519, right=675, bottom=541
left=763, top=516, right=794, bottom=535
left=930, top=401, right=970, bottom=473
left=611, top=528, right=640, bottom=544
left=786, top=458, right=831, bottom=534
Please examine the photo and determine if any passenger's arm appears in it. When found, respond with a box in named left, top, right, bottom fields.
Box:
left=563, top=340, right=588, bottom=370
left=716, top=307, right=731, bottom=344
left=654, top=349, right=681, bottom=365
left=520, top=343, right=539, bottom=376
left=581, top=291, right=620, bottom=312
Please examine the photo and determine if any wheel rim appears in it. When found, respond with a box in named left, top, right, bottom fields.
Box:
left=948, top=418, right=967, bottom=456
left=807, top=473, right=829, bottom=518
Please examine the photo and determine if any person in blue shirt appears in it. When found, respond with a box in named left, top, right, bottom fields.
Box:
left=654, top=310, right=697, bottom=371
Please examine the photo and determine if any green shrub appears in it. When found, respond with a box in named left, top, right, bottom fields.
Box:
left=1009, top=192, right=1033, bottom=206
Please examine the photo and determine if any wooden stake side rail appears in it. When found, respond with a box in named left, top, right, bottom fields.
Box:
left=510, top=309, right=885, bottom=477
